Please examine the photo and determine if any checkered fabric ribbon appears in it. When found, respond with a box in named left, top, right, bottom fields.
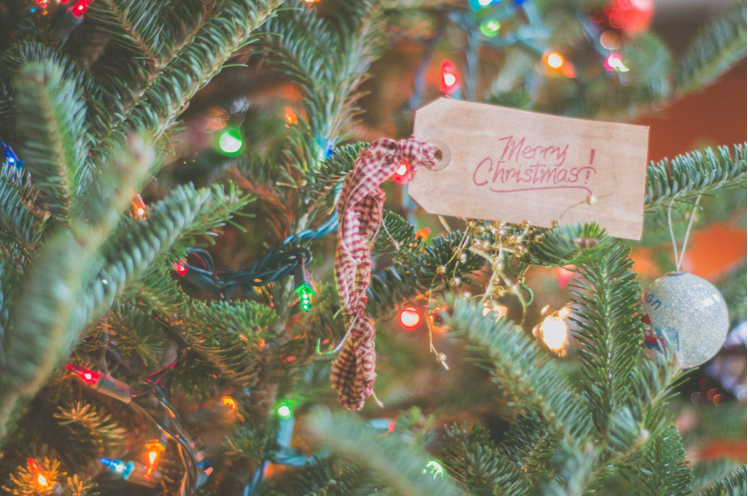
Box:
left=331, top=137, right=438, bottom=410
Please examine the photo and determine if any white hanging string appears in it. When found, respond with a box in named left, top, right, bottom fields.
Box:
left=667, top=193, right=702, bottom=272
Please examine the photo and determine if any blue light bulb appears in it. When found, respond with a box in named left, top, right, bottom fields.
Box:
left=100, top=458, right=134, bottom=479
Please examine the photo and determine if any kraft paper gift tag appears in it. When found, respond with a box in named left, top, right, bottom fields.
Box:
left=409, top=98, right=649, bottom=240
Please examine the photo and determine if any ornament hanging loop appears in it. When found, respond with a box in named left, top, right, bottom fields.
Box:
left=667, top=193, right=701, bottom=272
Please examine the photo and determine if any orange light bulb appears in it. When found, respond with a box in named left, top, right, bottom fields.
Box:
left=221, top=396, right=238, bottom=411
left=546, top=52, right=564, bottom=69
left=415, top=227, right=431, bottom=240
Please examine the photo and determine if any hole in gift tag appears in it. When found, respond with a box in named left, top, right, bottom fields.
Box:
left=425, top=140, right=450, bottom=171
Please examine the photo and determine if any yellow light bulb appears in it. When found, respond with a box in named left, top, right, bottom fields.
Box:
left=148, top=451, right=158, bottom=464
left=37, top=473, right=48, bottom=487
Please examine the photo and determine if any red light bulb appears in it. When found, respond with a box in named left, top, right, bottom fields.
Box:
left=399, top=307, right=421, bottom=330
left=66, top=364, right=101, bottom=385
left=173, top=261, right=188, bottom=276
left=392, top=161, right=410, bottom=183
left=27, top=458, right=42, bottom=472
left=71, top=0, right=90, bottom=18
left=440, top=61, right=459, bottom=94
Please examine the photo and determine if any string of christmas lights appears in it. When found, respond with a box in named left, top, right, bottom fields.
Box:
left=173, top=214, right=339, bottom=308
left=66, top=361, right=206, bottom=493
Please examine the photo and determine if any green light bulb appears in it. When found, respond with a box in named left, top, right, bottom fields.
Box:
left=480, top=20, right=501, bottom=38
left=296, top=283, right=314, bottom=313
left=218, top=128, right=244, bottom=155
left=424, top=460, right=444, bottom=479
left=277, top=403, right=292, bottom=419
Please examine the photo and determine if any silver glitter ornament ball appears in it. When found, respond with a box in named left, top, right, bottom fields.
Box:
left=642, top=271, right=729, bottom=368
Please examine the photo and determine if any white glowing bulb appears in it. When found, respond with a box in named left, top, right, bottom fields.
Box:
left=443, top=73, right=457, bottom=87
left=540, top=317, right=568, bottom=351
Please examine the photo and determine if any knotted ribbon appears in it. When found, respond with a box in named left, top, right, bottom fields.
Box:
left=331, top=137, right=438, bottom=410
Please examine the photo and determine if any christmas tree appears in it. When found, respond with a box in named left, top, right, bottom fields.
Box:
left=0, top=0, right=746, bottom=494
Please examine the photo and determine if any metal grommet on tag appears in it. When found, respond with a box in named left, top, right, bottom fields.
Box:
left=424, top=140, right=450, bottom=171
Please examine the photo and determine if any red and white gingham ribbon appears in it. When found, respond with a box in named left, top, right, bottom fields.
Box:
left=331, top=137, right=437, bottom=410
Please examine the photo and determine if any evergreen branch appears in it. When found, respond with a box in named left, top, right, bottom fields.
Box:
left=53, top=401, right=126, bottom=468
left=645, top=143, right=747, bottom=208
left=593, top=349, right=685, bottom=474
left=498, top=415, right=558, bottom=483
left=1, top=43, right=108, bottom=141
left=223, top=421, right=270, bottom=463
left=446, top=298, right=594, bottom=442
left=0, top=164, right=44, bottom=253
left=64, top=475, right=99, bottom=496
left=367, top=221, right=483, bottom=319
left=569, top=240, right=642, bottom=437
left=0, top=230, right=86, bottom=439
left=691, top=459, right=743, bottom=494
left=169, top=183, right=254, bottom=250
left=106, top=303, right=165, bottom=364
left=90, top=0, right=282, bottom=168
left=90, top=0, right=165, bottom=65
left=263, top=0, right=388, bottom=173
left=283, top=456, right=380, bottom=496
left=177, top=299, right=278, bottom=386
left=627, top=352, right=686, bottom=445
left=699, top=465, right=747, bottom=496
left=623, top=424, right=692, bottom=496
left=304, top=143, right=367, bottom=206
left=81, top=135, right=157, bottom=234
left=372, top=210, right=423, bottom=264
left=675, top=2, right=747, bottom=95
left=74, top=184, right=212, bottom=329
left=15, top=61, right=91, bottom=224
left=128, top=266, right=188, bottom=318
left=440, top=423, right=529, bottom=496
left=537, top=442, right=600, bottom=496
left=0, top=139, right=154, bottom=439
left=307, top=408, right=464, bottom=496
left=524, top=223, right=610, bottom=268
